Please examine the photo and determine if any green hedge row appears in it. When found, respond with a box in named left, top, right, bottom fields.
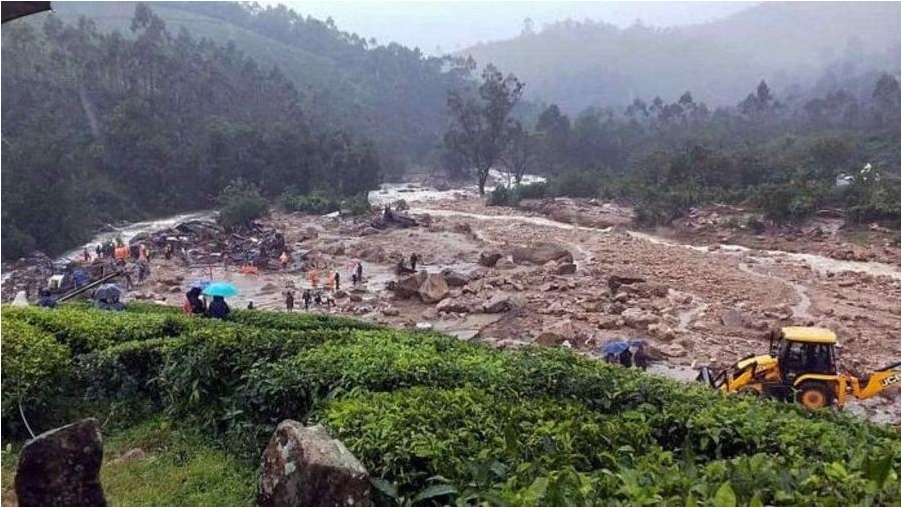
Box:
left=1, top=304, right=898, bottom=506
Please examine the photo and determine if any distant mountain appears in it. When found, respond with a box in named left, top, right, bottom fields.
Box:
left=460, top=2, right=900, bottom=112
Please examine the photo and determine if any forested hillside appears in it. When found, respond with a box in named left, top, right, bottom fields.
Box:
left=462, top=2, right=900, bottom=112
left=1, top=5, right=383, bottom=260
left=30, top=1, right=476, bottom=172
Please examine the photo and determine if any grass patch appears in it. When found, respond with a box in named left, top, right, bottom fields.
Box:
left=1, top=418, right=256, bottom=507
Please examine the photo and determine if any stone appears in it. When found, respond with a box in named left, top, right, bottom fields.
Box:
left=15, top=418, right=107, bottom=507
left=349, top=294, right=363, bottom=303
left=511, top=243, right=573, bottom=265
left=647, top=323, right=676, bottom=342
left=618, top=282, right=668, bottom=299
left=437, top=298, right=470, bottom=314
left=441, top=269, right=470, bottom=287
left=621, top=308, right=658, bottom=329
left=607, top=272, right=646, bottom=293
left=258, top=421, right=370, bottom=507
left=393, top=271, right=428, bottom=299
left=381, top=307, right=400, bottom=317
left=719, top=308, right=746, bottom=328
left=418, top=273, right=450, bottom=304
left=597, top=316, right=621, bottom=330
left=478, top=252, right=502, bottom=267
left=495, top=258, right=517, bottom=270
left=534, top=319, right=576, bottom=347
left=553, top=262, right=577, bottom=275
left=482, top=296, right=511, bottom=314
left=607, top=302, right=626, bottom=314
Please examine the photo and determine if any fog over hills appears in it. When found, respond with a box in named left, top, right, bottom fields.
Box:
left=461, top=2, right=901, bottom=111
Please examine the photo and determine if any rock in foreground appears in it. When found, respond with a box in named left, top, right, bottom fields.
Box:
left=258, top=421, right=371, bottom=507
left=15, top=418, right=106, bottom=507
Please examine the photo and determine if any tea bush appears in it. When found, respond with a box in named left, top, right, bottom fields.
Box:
left=1, top=304, right=898, bottom=506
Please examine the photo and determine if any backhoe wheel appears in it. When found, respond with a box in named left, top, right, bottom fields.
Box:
left=796, top=381, right=834, bottom=410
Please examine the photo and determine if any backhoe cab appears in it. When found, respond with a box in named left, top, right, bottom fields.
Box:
left=696, top=326, right=901, bottom=410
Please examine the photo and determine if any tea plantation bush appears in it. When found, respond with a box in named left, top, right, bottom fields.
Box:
left=1, top=304, right=898, bottom=506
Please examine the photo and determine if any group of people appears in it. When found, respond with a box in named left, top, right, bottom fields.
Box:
left=183, top=287, right=230, bottom=319
left=284, top=288, right=336, bottom=312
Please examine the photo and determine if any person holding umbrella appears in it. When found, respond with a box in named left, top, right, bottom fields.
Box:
left=203, top=281, right=238, bottom=320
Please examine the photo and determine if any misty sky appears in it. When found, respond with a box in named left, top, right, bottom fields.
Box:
left=279, top=1, right=758, bottom=54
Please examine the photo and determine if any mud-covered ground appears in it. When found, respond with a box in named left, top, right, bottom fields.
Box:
left=7, top=175, right=900, bottom=423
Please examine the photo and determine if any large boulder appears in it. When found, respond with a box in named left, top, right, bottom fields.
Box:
left=511, top=243, right=573, bottom=265
left=621, top=307, right=658, bottom=329
left=479, top=252, right=502, bottom=267
left=418, top=273, right=450, bottom=304
left=534, top=319, right=576, bottom=347
left=441, top=269, right=470, bottom=287
left=393, top=271, right=428, bottom=299
left=258, top=421, right=371, bottom=507
left=482, top=296, right=511, bottom=314
left=15, top=418, right=107, bottom=507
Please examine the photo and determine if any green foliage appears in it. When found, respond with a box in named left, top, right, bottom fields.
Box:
left=1, top=304, right=899, bottom=506
left=1, top=6, right=387, bottom=260
left=216, top=179, right=269, bottom=229
left=279, top=189, right=372, bottom=216
left=0, top=319, right=70, bottom=417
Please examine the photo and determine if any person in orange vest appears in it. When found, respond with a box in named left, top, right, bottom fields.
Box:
left=308, top=268, right=319, bottom=288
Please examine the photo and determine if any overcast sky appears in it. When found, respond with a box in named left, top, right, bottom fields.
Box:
left=279, top=1, right=758, bottom=55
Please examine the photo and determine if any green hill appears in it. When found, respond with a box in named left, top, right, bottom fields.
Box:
left=3, top=303, right=899, bottom=506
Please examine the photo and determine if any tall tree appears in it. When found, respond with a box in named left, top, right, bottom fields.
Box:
left=444, top=65, right=524, bottom=194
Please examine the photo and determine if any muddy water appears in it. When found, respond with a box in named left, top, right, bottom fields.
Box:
left=56, top=210, right=217, bottom=263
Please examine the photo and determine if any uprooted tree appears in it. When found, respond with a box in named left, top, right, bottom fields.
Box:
left=444, top=65, right=524, bottom=194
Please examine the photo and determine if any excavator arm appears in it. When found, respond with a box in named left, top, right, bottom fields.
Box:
left=849, top=362, right=901, bottom=401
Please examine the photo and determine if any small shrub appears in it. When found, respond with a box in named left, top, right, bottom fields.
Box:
left=216, top=178, right=268, bottom=229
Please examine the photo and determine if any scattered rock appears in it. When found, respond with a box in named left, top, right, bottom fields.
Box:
left=607, top=272, right=646, bottom=293
left=719, top=308, right=746, bottom=328
left=349, top=293, right=363, bottom=303
left=441, top=269, right=470, bottom=287
left=15, top=418, right=106, bottom=507
left=381, top=307, right=400, bottom=317
left=478, top=252, right=502, bottom=267
left=607, top=302, right=626, bottom=315
left=511, top=243, right=573, bottom=265
left=495, top=258, right=517, bottom=270
left=258, top=421, right=371, bottom=507
left=647, top=323, right=676, bottom=342
left=482, top=296, right=511, bottom=313
left=392, top=271, right=428, bottom=299
left=418, top=273, right=450, bottom=304
left=534, top=319, right=576, bottom=347
left=553, top=262, right=577, bottom=275
left=597, top=316, right=621, bottom=329
left=437, top=298, right=470, bottom=314
left=621, top=308, right=658, bottom=329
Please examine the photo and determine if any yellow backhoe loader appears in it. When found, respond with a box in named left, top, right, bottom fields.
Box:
left=696, top=326, right=901, bottom=410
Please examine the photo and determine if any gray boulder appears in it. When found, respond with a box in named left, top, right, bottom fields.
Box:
left=478, top=252, right=502, bottom=267
left=511, top=243, right=573, bottom=265
left=418, top=273, right=450, bottom=304
left=441, top=269, right=470, bottom=287
left=258, top=421, right=371, bottom=507
left=15, top=418, right=107, bottom=507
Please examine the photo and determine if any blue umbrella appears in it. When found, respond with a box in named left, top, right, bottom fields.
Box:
left=601, top=340, right=630, bottom=356
left=187, top=279, right=211, bottom=290
left=202, top=281, right=238, bottom=297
